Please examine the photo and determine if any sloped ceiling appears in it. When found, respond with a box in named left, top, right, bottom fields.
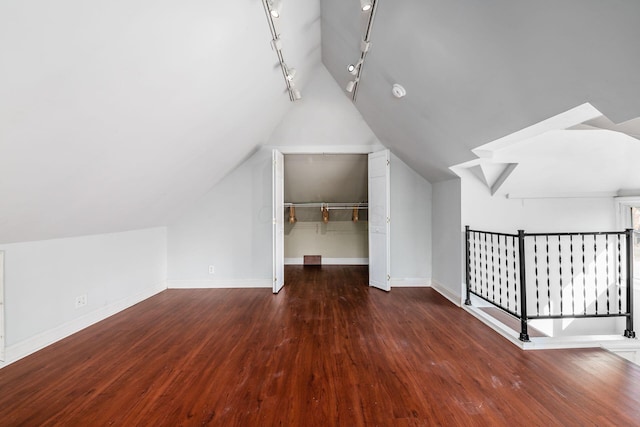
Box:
left=321, top=0, right=640, bottom=182
left=0, top=0, right=320, bottom=244
left=284, top=154, right=368, bottom=204
left=3, top=0, right=640, bottom=244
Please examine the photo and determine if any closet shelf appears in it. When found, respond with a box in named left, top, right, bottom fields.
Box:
left=284, top=202, right=368, bottom=210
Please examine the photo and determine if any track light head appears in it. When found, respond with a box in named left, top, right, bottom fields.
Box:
left=292, top=89, right=302, bottom=100
left=347, top=60, right=362, bottom=76
left=286, top=68, right=297, bottom=81
left=346, top=79, right=358, bottom=93
left=269, top=0, right=283, bottom=18
left=360, top=0, right=372, bottom=12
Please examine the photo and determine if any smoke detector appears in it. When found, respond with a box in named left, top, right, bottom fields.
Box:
left=392, top=84, right=406, bottom=98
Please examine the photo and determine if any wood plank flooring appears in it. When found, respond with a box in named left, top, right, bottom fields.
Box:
left=1, top=265, right=640, bottom=426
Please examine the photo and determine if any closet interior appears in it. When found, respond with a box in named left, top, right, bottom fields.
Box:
left=284, top=153, right=369, bottom=266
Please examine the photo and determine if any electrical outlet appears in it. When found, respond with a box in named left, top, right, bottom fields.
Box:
left=208, top=265, right=215, bottom=274
left=75, top=294, right=87, bottom=308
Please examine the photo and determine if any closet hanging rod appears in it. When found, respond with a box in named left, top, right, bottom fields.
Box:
left=284, top=202, right=368, bottom=210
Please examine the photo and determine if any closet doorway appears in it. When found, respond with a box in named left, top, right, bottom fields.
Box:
left=272, top=150, right=390, bottom=293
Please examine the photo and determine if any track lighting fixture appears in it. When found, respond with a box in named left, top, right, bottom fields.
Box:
left=347, top=60, right=362, bottom=76
left=269, top=0, right=283, bottom=18
left=360, top=0, right=373, bottom=12
left=285, top=67, right=297, bottom=81
left=344, top=1, right=377, bottom=100
left=261, top=0, right=301, bottom=102
left=271, top=37, right=282, bottom=51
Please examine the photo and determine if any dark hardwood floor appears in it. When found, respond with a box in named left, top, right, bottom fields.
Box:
left=1, top=265, right=639, bottom=426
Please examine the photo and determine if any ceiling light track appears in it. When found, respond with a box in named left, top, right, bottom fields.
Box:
left=346, top=0, right=378, bottom=102
left=261, top=0, right=301, bottom=102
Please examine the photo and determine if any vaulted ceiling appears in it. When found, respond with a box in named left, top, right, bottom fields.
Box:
left=2, top=0, right=640, bottom=244
left=321, top=0, right=640, bottom=182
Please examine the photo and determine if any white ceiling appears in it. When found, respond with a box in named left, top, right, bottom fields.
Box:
left=321, top=0, right=640, bottom=182
left=3, top=0, right=640, bottom=244
left=0, top=0, right=320, bottom=243
left=284, top=154, right=368, bottom=203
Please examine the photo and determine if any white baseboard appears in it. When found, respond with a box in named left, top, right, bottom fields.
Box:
left=1, top=282, right=166, bottom=369
left=430, top=279, right=462, bottom=306
left=284, top=258, right=369, bottom=265
left=167, top=279, right=272, bottom=289
left=463, top=300, right=638, bottom=352
left=390, top=278, right=431, bottom=287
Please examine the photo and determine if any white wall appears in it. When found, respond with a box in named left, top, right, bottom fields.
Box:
left=390, top=154, right=432, bottom=286
left=431, top=178, right=463, bottom=302
left=166, top=65, right=388, bottom=286
left=0, top=227, right=166, bottom=366
left=167, top=148, right=273, bottom=288
left=284, top=221, right=368, bottom=264
left=166, top=67, right=435, bottom=286
left=460, top=169, right=616, bottom=233
left=270, top=65, right=384, bottom=152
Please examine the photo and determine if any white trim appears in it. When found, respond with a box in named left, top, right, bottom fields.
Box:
left=284, top=257, right=369, bottom=265
left=167, top=279, right=272, bottom=289
left=274, top=144, right=385, bottom=154
left=0, top=251, right=4, bottom=362
left=471, top=103, right=602, bottom=155
left=506, top=191, right=617, bottom=200
left=0, top=282, right=166, bottom=369
left=462, top=303, right=637, bottom=351
left=430, top=279, right=462, bottom=306
left=614, top=196, right=640, bottom=230
left=390, top=277, right=431, bottom=287
left=602, top=341, right=640, bottom=366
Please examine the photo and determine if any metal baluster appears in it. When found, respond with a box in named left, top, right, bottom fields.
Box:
left=473, top=232, right=478, bottom=294
left=570, top=235, right=575, bottom=315
left=605, top=235, right=610, bottom=314
left=546, top=236, right=551, bottom=315
left=498, top=235, right=503, bottom=307
left=558, top=235, right=564, bottom=316
left=479, top=233, right=484, bottom=297
left=618, top=233, right=622, bottom=314
left=491, top=234, right=496, bottom=302
left=534, top=236, right=539, bottom=316
left=594, top=235, right=599, bottom=315
left=505, top=236, right=510, bottom=311
left=484, top=233, right=489, bottom=299
left=513, top=236, right=518, bottom=312
left=582, top=235, right=587, bottom=315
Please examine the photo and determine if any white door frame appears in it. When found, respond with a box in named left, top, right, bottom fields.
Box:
left=272, top=150, right=285, bottom=293
left=271, top=146, right=389, bottom=290
left=0, top=251, right=4, bottom=361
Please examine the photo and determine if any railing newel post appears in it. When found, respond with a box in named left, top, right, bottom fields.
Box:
left=465, top=225, right=472, bottom=306
left=624, top=228, right=636, bottom=338
left=518, top=229, right=530, bottom=342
